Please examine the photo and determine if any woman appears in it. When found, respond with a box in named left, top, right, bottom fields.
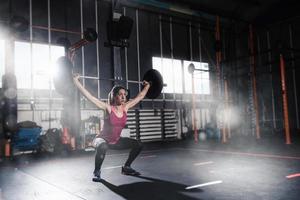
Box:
left=73, top=75, right=150, bottom=182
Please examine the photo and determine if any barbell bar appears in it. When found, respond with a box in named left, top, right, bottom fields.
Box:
left=67, top=28, right=98, bottom=53
left=53, top=56, right=165, bottom=99
left=188, top=63, right=210, bottom=74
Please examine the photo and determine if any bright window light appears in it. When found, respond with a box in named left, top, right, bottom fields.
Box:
left=15, top=41, right=65, bottom=90
left=0, top=40, right=5, bottom=87
left=15, top=42, right=31, bottom=89
left=173, top=59, right=183, bottom=93
left=152, top=57, right=182, bottom=93
left=183, top=61, right=210, bottom=94
left=50, top=45, right=65, bottom=80
left=33, top=43, right=50, bottom=89
left=152, top=57, right=162, bottom=72
left=152, top=57, right=210, bottom=94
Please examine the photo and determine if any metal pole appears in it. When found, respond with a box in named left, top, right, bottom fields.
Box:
left=267, top=31, right=276, bottom=129
left=249, top=24, right=260, bottom=139
left=123, top=7, right=129, bottom=89
left=159, top=15, right=165, bottom=99
left=95, top=0, right=101, bottom=98
left=198, top=23, right=204, bottom=104
left=136, top=9, right=141, bottom=92
left=222, top=29, right=230, bottom=138
left=288, top=24, right=299, bottom=129
left=171, top=17, right=175, bottom=99
left=189, top=21, right=198, bottom=142
left=198, top=23, right=202, bottom=63
left=224, top=78, right=231, bottom=138
left=215, top=16, right=221, bottom=96
left=215, top=16, right=226, bottom=143
left=191, top=72, right=198, bottom=142
left=29, top=0, right=34, bottom=122
left=48, top=0, right=52, bottom=129
left=279, top=54, right=291, bottom=144
left=80, top=0, right=85, bottom=85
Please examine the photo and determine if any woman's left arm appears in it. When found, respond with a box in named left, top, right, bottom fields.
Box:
left=124, top=81, right=150, bottom=111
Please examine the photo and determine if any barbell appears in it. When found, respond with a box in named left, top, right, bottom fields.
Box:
left=53, top=56, right=164, bottom=99
left=142, top=69, right=163, bottom=99
left=188, top=63, right=210, bottom=74
left=68, top=28, right=98, bottom=52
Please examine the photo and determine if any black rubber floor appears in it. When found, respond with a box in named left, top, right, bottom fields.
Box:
left=1, top=137, right=300, bottom=200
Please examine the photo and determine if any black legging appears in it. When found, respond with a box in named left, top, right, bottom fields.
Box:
left=94, top=137, right=143, bottom=172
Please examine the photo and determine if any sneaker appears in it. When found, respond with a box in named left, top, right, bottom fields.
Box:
left=121, top=166, right=140, bottom=176
left=92, top=170, right=102, bottom=182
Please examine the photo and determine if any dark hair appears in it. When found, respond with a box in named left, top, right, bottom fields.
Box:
left=108, top=85, right=127, bottom=105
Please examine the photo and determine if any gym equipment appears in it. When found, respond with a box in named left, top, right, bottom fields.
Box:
left=12, top=127, right=42, bottom=151
left=54, top=28, right=98, bottom=95
left=142, top=69, right=164, bottom=99
left=106, top=15, right=134, bottom=47
left=53, top=62, right=164, bottom=99
left=188, top=63, right=210, bottom=74
left=188, top=63, right=195, bottom=74
left=68, top=28, right=98, bottom=53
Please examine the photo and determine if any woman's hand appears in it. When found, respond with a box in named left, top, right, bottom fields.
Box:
left=142, top=80, right=151, bottom=87
left=73, top=73, right=81, bottom=82
left=124, top=80, right=152, bottom=110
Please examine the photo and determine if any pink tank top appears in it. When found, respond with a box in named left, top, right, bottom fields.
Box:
left=100, top=107, right=127, bottom=144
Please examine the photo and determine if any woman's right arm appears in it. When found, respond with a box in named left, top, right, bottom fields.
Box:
left=73, top=75, right=110, bottom=112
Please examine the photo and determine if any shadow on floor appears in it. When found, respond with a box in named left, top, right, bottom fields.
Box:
left=100, top=175, right=203, bottom=200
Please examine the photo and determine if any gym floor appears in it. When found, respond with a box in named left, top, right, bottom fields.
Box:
left=1, top=136, right=300, bottom=200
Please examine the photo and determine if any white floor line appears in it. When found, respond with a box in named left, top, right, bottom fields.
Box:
left=104, top=149, right=168, bottom=157
left=140, top=155, right=157, bottom=158
left=185, top=180, right=223, bottom=190
left=173, top=147, right=300, bottom=161
left=106, top=153, right=129, bottom=157
left=102, top=165, right=122, bottom=170
left=194, top=161, right=214, bottom=166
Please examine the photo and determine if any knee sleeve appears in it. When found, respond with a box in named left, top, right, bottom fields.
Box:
left=96, top=142, right=108, bottom=160
left=92, top=138, right=106, bottom=148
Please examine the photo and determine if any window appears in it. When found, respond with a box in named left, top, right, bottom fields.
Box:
left=15, top=41, right=65, bottom=90
left=152, top=57, right=182, bottom=93
left=152, top=57, right=210, bottom=94
left=15, top=42, right=31, bottom=89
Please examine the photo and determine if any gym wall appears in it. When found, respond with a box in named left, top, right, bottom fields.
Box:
left=1, top=0, right=300, bottom=139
